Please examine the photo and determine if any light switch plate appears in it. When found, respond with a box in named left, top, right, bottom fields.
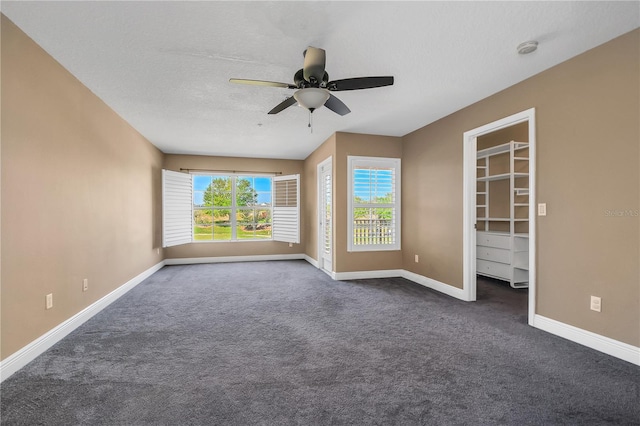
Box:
left=538, top=203, right=547, bottom=216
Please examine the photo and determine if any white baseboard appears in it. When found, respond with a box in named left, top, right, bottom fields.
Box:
left=333, top=269, right=638, bottom=365
left=0, top=261, right=166, bottom=382
left=333, top=269, right=404, bottom=281
left=303, top=255, right=319, bottom=268
left=401, top=270, right=469, bottom=301
left=4, top=259, right=635, bottom=383
left=328, top=268, right=468, bottom=301
left=533, top=315, right=640, bottom=366
left=164, top=253, right=306, bottom=265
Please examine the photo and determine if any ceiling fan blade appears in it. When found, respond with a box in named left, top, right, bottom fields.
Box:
left=303, top=47, right=326, bottom=84
left=324, top=94, right=351, bottom=116
left=328, top=76, right=394, bottom=91
left=229, top=78, right=296, bottom=89
left=268, top=96, right=298, bottom=114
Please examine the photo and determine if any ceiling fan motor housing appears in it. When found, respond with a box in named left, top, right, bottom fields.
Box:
left=295, top=69, right=329, bottom=88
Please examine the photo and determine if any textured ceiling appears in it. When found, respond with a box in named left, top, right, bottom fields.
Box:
left=2, top=1, right=639, bottom=159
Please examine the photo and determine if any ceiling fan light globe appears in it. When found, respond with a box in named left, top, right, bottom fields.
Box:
left=294, top=88, right=329, bottom=111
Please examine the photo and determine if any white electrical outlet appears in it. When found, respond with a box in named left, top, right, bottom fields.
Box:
left=156, top=248, right=160, bottom=255
left=538, top=203, right=547, bottom=216
left=83, top=278, right=89, bottom=292
left=414, top=254, right=419, bottom=263
left=289, top=242, right=293, bottom=247
left=590, top=296, right=601, bottom=312
left=46, top=293, right=53, bottom=310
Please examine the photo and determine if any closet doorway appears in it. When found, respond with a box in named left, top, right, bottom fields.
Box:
left=462, top=109, right=536, bottom=325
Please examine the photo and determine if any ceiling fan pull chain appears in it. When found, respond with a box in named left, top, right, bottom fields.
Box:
left=309, top=111, right=313, bottom=133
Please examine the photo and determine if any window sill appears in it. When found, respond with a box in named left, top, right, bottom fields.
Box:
left=191, top=239, right=275, bottom=244
left=347, top=246, right=401, bottom=252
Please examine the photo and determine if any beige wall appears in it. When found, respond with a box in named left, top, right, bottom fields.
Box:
left=163, top=154, right=304, bottom=259
left=302, top=132, right=403, bottom=272
left=1, top=16, right=164, bottom=359
left=2, top=14, right=637, bottom=363
left=403, top=29, right=639, bottom=346
left=333, top=132, right=403, bottom=272
left=402, top=113, right=466, bottom=286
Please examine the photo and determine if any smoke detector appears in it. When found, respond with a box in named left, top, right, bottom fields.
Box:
left=517, top=41, right=538, bottom=55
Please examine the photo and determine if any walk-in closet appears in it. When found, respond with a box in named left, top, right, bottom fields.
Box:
left=476, top=122, right=530, bottom=294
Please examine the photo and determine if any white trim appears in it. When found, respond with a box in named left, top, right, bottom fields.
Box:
left=347, top=156, right=401, bottom=252
left=401, top=270, right=469, bottom=301
left=462, top=108, right=537, bottom=324
left=3, top=258, right=635, bottom=382
left=0, top=261, right=166, bottom=382
left=462, top=130, right=478, bottom=301
left=331, top=268, right=468, bottom=301
left=329, top=268, right=638, bottom=365
left=333, top=269, right=404, bottom=281
left=304, top=254, right=319, bottom=268
left=533, top=315, right=640, bottom=366
left=164, top=253, right=305, bottom=265
left=317, top=156, right=333, bottom=274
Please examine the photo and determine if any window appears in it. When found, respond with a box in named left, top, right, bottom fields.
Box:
left=162, top=170, right=299, bottom=247
left=193, top=175, right=273, bottom=241
left=347, top=156, right=401, bottom=251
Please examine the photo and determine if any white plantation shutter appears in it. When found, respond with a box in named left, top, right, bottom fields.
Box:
left=162, top=170, right=193, bottom=247
left=272, top=174, right=300, bottom=244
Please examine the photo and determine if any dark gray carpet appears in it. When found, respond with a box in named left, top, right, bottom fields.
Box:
left=2, top=261, right=638, bottom=425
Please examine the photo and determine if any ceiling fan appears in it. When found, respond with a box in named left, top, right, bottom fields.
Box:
left=229, top=47, right=394, bottom=116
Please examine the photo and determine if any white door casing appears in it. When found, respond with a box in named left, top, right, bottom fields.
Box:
left=318, top=157, right=333, bottom=274
left=462, top=108, right=536, bottom=325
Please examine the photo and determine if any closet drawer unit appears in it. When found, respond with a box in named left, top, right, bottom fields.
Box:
left=477, top=259, right=511, bottom=280
left=477, top=232, right=510, bottom=249
left=476, top=246, right=511, bottom=264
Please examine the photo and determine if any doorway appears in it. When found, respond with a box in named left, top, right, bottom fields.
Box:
left=463, top=109, right=536, bottom=325
left=318, top=157, right=333, bottom=275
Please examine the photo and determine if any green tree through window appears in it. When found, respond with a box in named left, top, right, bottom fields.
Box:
left=193, top=175, right=271, bottom=241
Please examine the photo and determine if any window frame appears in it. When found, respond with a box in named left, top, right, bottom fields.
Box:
left=347, top=156, right=401, bottom=252
left=191, top=172, right=274, bottom=243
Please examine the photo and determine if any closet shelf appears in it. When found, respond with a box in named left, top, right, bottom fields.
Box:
left=477, top=141, right=528, bottom=158
left=478, top=172, right=528, bottom=182
left=478, top=218, right=528, bottom=222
